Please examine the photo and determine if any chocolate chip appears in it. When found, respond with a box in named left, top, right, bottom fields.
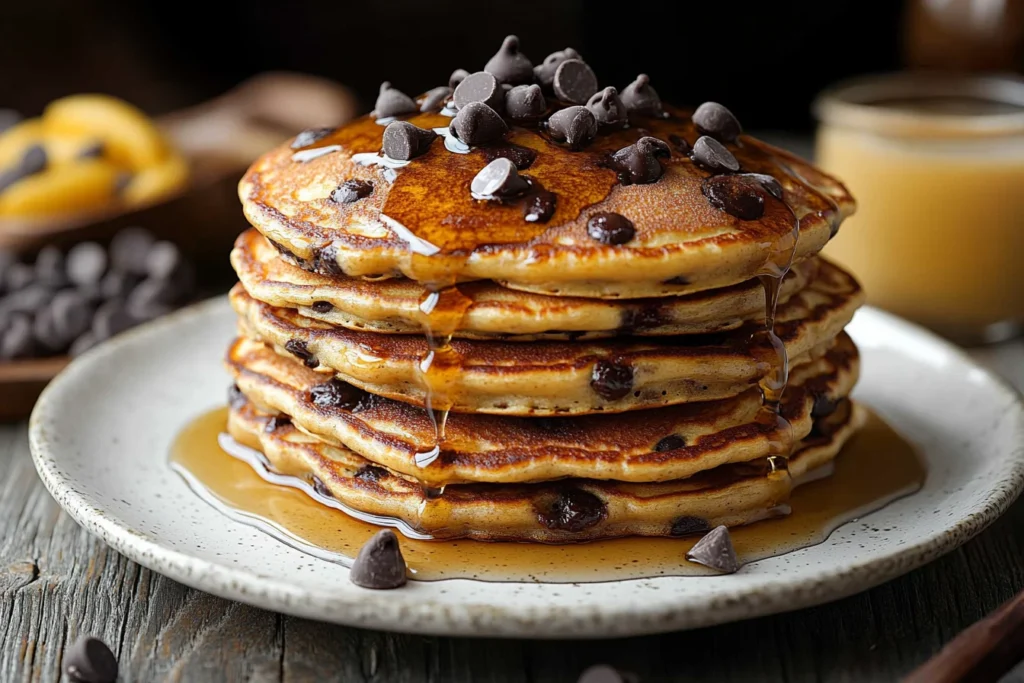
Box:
left=331, top=179, right=374, bottom=204
left=382, top=121, right=437, bottom=161
left=482, top=143, right=537, bottom=170
left=64, top=635, right=118, bottom=683
left=50, top=289, right=93, bottom=342
left=691, top=135, right=740, bottom=173
left=228, top=383, right=246, bottom=409
left=4, top=262, right=34, bottom=292
left=450, top=102, right=508, bottom=145
left=311, top=475, right=333, bottom=498
left=312, top=244, right=344, bottom=276
left=98, top=271, right=136, bottom=300
left=702, top=175, right=766, bottom=220
left=534, top=47, right=581, bottom=90
left=546, top=106, right=597, bottom=150
left=109, top=227, right=155, bottom=276
left=2, top=284, right=51, bottom=314
left=66, top=242, right=107, bottom=287
left=91, top=299, right=137, bottom=340
left=471, top=158, right=529, bottom=198
left=34, top=245, right=66, bottom=288
left=523, top=191, right=556, bottom=223
left=78, top=141, right=105, bottom=159
left=587, top=212, right=635, bottom=245
left=586, top=87, right=628, bottom=128
left=505, top=84, right=546, bottom=121
left=285, top=339, right=318, bottom=368
left=20, top=144, right=47, bottom=176
left=620, top=74, right=662, bottom=116
left=419, top=86, right=451, bottom=112
left=538, top=488, right=607, bottom=532
left=349, top=529, right=407, bottom=589
left=811, top=393, right=839, bottom=419
left=590, top=360, right=633, bottom=401
left=291, top=127, right=334, bottom=149
left=654, top=434, right=686, bottom=452
left=126, top=278, right=177, bottom=319
left=668, top=134, right=691, bottom=154
left=355, top=464, right=388, bottom=482
left=693, top=101, right=742, bottom=143
left=610, top=136, right=670, bottom=184
left=670, top=515, right=711, bottom=537
left=742, top=173, right=784, bottom=200
left=484, top=35, right=534, bottom=85
left=553, top=59, right=599, bottom=105
left=310, top=378, right=365, bottom=410
left=449, top=68, right=470, bottom=89
left=453, top=71, right=504, bottom=111
left=146, top=241, right=187, bottom=283
left=686, top=525, right=740, bottom=574
left=1, top=313, right=34, bottom=359
left=374, top=82, right=417, bottom=119
left=69, top=331, right=98, bottom=357
left=578, top=664, right=629, bottom=683
left=265, top=415, right=291, bottom=433
left=311, top=300, right=334, bottom=313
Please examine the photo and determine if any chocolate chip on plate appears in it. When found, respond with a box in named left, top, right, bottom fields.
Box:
left=534, top=47, right=581, bottom=90
left=620, top=74, right=662, bottom=116
left=64, top=635, right=118, bottom=683
left=66, top=242, right=108, bottom=287
left=349, top=529, right=408, bottom=589
left=742, top=172, right=784, bottom=200
left=587, top=212, right=635, bottom=245
left=285, top=338, right=318, bottom=368
left=331, top=179, right=374, bottom=204
left=471, top=157, right=529, bottom=198
left=453, top=71, right=504, bottom=111
left=653, top=434, right=686, bottom=452
left=546, top=106, right=597, bottom=150
left=590, top=359, right=634, bottom=401
left=450, top=102, right=508, bottom=145
left=419, top=86, right=451, bottom=112
left=577, top=664, right=630, bottom=683
left=610, top=136, right=670, bottom=184
left=449, top=68, right=470, bottom=89
left=505, top=84, right=546, bottom=121
left=691, top=135, right=740, bottom=173
left=553, top=59, right=599, bottom=105
left=702, top=175, right=766, bottom=220
left=586, top=87, right=628, bottom=128
left=109, top=227, right=155, bottom=276
left=374, top=81, right=417, bottom=119
left=686, top=525, right=741, bottom=574
left=484, top=35, right=534, bottom=85
left=310, top=378, right=364, bottom=410
left=291, top=127, right=334, bottom=150
left=523, top=191, right=556, bottom=223
left=693, top=101, right=743, bottom=143
left=539, top=488, right=608, bottom=532
left=382, top=121, right=437, bottom=161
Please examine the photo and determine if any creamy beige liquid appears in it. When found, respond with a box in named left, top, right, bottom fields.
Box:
left=170, top=407, right=925, bottom=583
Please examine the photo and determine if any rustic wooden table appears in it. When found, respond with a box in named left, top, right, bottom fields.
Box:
left=0, top=340, right=1022, bottom=683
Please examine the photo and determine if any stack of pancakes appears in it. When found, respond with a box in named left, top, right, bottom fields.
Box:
left=224, top=43, right=863, bottom=543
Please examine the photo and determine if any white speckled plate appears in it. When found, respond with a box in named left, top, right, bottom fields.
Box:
left=29, top=298, right=1024, bottom=638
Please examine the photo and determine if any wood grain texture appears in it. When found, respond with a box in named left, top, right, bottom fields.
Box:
left=1, top=343, right=1023, bottom=683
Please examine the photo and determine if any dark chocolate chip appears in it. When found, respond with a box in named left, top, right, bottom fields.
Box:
left=610, top=136, right=670, bottom=184
left=654, top=434, right=686, bottom=452
left=145, top=241, right=186, bottom=283
left=482, top=143, right=538, bottom=170
left=66, top=242, right=108, bottom=287
left=291, top=127, right=334, bottom=149
left=349, top=529, right=407, bottom=589
left=553, top=59, right=599, bottom=105
left=483, top=35, right=534, bottom=85
left=449, top=68, right=470, bottom=89
left=664, top=275, right=690, bottom=285
left=668, top=134, right=691, bottom=154
left=265, top=415, right=291, bottom=432
left=686, top=525, right=740, bottom=574
left=523, top=191, right=556, bottom=223
left=2, top=284, right=51, bottom=314
left=505, top=84, right=546, bottom=121
left=534, top=47, right=581, bottom=90
left=285, top=339, right=318, bottom=368
left=691, top=135, right=740, bottom=173
left=539, top=488, right=607, bottom=532
left=620, top=74, right=662, bottom=116
left=693, top=101, right=743, bottom=143
left=311, top=300, right=334, bottom=314
left=78, top=141, right=105, bottom=159
left=91, top=299, right=137, bottom=340
left=331, top=179, right=374, bottom=204
left=587, top=212, right=635, bottom=245
left=311, top=475, right=333, bottom=498
left=419, top=86, right=451, bottom=112
left=34, top=245, right=66, bottom=288
left=1, top=313, right=34, bottom=359
left=228, top=383, right=246, bottom=409
left=355, top=464, right=388, bottom=482
left=0, top=109, right=21, bottom=134
left=590, top=360, right=633, bottom=401
left=577, top=664, right=628, bottom=683
left=20, top=144, right=47, bottom=176
left=310, top=378, right=364, bottom=410
left=586, top=87, right=628, bottom=128
left=5, top=262, right=35, bottom=292
left=69, top=331, right=99, bottom=357
left=50, top=289, right=93, bottom=342
left=312, top=244, right=344, bottom=276
left=109, top=227, right=155, bottom=276
left=64, top=635, right=118, bottom=683
left=98, top=271, right=137, bottom=300
left=126, top=278, right=178, bottom=319
left=702, top=175, right=765, bottom=220
left=382, top=121, right=437, bottom=161
left=374, top=82, right=417, bottom=119
left=450, top=102, right=508, bottom=145
left=670, top=515, right=711, bottom=537
left=471, top=158, right=528, bottom=198
left=546, top=106, right=597, bottom=150
left=453, top=71, right=504, bottom=111
left=811, top=393, right=839, bottom=419
left=742, top=173, right=784, bottom=200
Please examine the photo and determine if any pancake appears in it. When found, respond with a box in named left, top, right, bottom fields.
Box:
left=232, top=228, right=820, bottom=340
left=229, top=258, right=862, bottom=415
left=239, top=101, right=854, bottom=299
left=226, top=397, right=866, bottom=542
left=226, top=333, right=858, bottom=485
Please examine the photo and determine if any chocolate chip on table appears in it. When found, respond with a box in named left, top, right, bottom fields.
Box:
left=686, top=525, right=741, bottom=574
left=693, top=101, right=743, bottom=143
left=653, top=434, right=685, bottom=452
left=64, top=635, right=118, bottom=683
left=349, top=529, right=408, bottom=589
left=285, top=339, right=318, bottom=368
left=610, top=136, right=670, bottom=184
left=419, top=86, right=451, bottom=113
left=577, top=664, right=630, bottom=683
left=553, top=59, right=599, bottom=105
left=534, top=47, right=581, bottom=90
left=453, top=71, right=504, bottom=111
left=310, top=378, right=365, bottom=410
left=449, top=68, right=470, bottom=89
left=382, top=121, right=437, bottom=161
left=546, top=106, right=597, bottom=150
left=290, top=127, right=334, bottom=149
left=586, top=87, right=628, bottom=128
left=505, top=84, right=546, bottom=121
left=471, top=158, right=529, bottom=198
left=91, top=299, right=138, bottom=341
left=702, top=175, right=766, bottom=220
left=587, top=212, right=635, bottom=245
left=620, top=74, right=662, bottom=116
left=484, top=35, right=534, bottom=85
left=311, top=300, right=334, bottom=313
left=742, top=172, right=784, bottom=199
left=1, top=313, right=35, bottom=360
left=590, top=360, right=634, bottom=401
left=523, top=191, right=556, bottom=223
left=66, top=242, right=108, bottom=287
left=670, top=515, right=711, bottom=537
left=374, top=82, right=417, bottom=119
left=691, top=135, right=740, bottom=173
left=34, top=245, right=66, bottom=288
left=539, top=488, right=608, bottom=532
left=331, top=179, right=374, bottom=204
left=109, top=227, right=155, bottom=276
left=450, top=102, right=508, bottom=145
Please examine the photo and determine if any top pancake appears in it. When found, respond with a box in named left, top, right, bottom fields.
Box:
left=240, top=101, right=854, bottom=298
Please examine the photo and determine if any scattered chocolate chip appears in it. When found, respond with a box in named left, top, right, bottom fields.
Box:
left=587, top=212, right=635, bottom=245
left=78, top=141, right=105, bottom=159
left=523, top=190, right=556, bottom=223
left=145, top=241, right=185, bottom=281
left=668, top=134, right=691, bottom=154
left=5, top=262, right=34, bottom=291
left=419, top=86, right=451, bottom=112
left=691, top=135, right=740, bottom=173
left=382, top=121, right=437, bottom=161
left=686, top=525, right=740, bottom=573
left=553, top=59, right=599, bottom=105
left=586, top=87, right=628, bottom=128
left=20, top=144, right=47, bottom=176
left=376, top=82, right=417, bottom=119
left=654, top=434, right=686, bottom=452
left=91, top=299, right=137, bottom=340
left=355, top=464, right=388, bottom=482
left=620, top=74, right=662, bottom=116
left=98, top=271, right=136, bottom=300
left=66, top=242, right=107, bottom=287
left=349, top=529, right=407, bottom=589
left=310, top=378, right=365, bottom=410
left=484, top=35, right=534, bottom=85
left=311, top=300, right=334, bottom=314
left=539, top=488, right=608, bottom=532
left=453, top=71, right=504, bottom=111
left=64, top=635, right=118, bottom=683
left=50, top=289, right=93, bottom=342
left=702, top=175, right=765, bottom=220
left=742, top=173, right=784, bottom=200
left=109, top=227, right=155, bottom=276
left=546, top=106, right=597, bottom=150
left=450, top=102, right=508, bottom=145
left=505, top=84, right=546, bottom=121
left=291, top=127, right=334, bottom=149
left=482, top=143, right=537, bottom=170
left=311, top=475, right=333, bottom=498
left=34, top=245, right=66, bottom=288
left=0, top=313, right=34, bottom=359
left=590, top=360, right=634, bottom=401
left=265, top=415, right=291, bottom=433
left=471, top=158, right=529, bottom=199
left=331, top=179, right=374, bottom=204
left=693, top=101, right=742, bottom=143
left=610, top=136, right=670, bottom=184
left=3, top=284, right=51, bottom=314
left=285, top=339, right=318, bottom=368
left=670, top=515, right=711, bottom=537
left=534, top=47, right=581, bottom=90
left=577, top=664, right=629, bottom=683
left=449, top=68, right=470, bottom=89
left=228, top=383, right=246, bottom=409
left=69, top=331, right=98, bottom=357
